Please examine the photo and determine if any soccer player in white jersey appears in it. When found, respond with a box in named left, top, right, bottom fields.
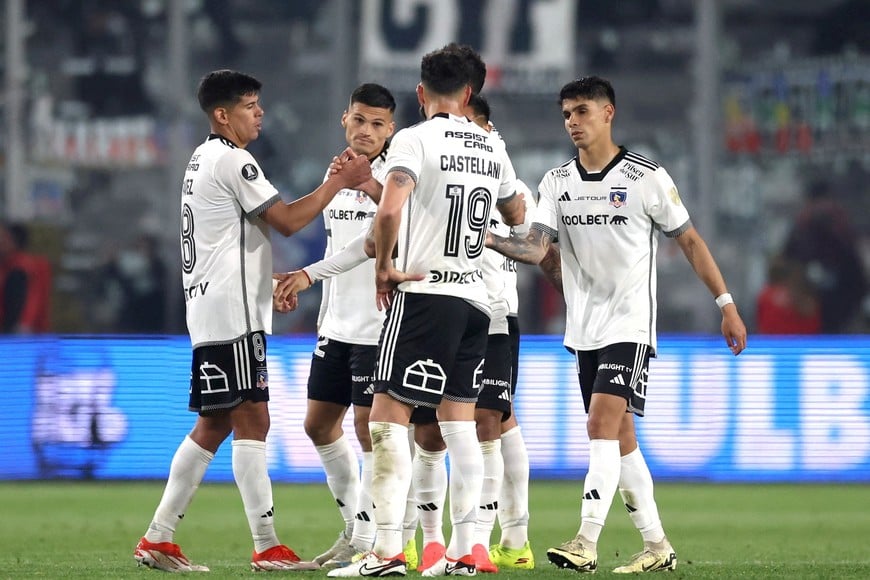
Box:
left=487, top=76, right=748, bottom=574
left=328, top=44, right=524, bottom=578
left=464, top=94, right=536, bottom=573
left=133, top=69, right=370, bottom=573
left=293, top=84, right=397, bottom=570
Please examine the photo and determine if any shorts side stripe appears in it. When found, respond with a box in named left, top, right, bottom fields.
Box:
left=235, top=340, right=251, bottom=391
left=233, top=342, right=243, bottom=390
left=628, top=343, right=647, bottom=398
left=243, top=338, right=252, bottom=390
left=377, top=292, right=405, bottom=381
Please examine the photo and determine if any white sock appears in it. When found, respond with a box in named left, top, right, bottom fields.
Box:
left=474, top=439, right=502, bottom=547
left=497, top=426, right=530, bottom=548
left=402, top=494, right=419, bottom=547
left=145, top=435, right=214, bottom=543
left=370, top=422, right=412, bottom=558
left=439, top=421, right=483, bottom=560
left=351, top=451, right=376, bottom=551
left=316, top=435, right=360, bottom=537
left=413, top=443, right=447, bottom=546
left=618, top=447, right=666, bottom=544
left=578, top=439, right=621, bottom=545
left=232, top=439, right=280, bottom=554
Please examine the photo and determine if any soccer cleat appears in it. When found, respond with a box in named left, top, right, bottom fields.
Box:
left=546, top=535, right=597, bottom=573
left=418, top=542, right=446, bottom=572
left=403, top=539, right=419, bottom=571
left=316, top=531, right=352, bottom=565
left=489, top=541, right=535, bottom=570
left=327, top=552, right=407, bottom=577
left=134, top=537, right=210, bottom=572
left=251, top=544, right=321, bottom=571
left=421, top=555, right=476, bottom=577
left=322, top=541, right=367, bottom=570
left=472, top=544, right=497, bottom=573
left=612, top=539, right=677, bottom=574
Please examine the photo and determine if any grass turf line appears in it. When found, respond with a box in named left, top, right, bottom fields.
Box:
left=0, top=481, right=867, bottom=578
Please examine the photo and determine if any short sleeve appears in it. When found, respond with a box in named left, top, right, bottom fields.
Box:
left=214, top=148, right=281, bottom=216
left=384, top=128, right=424, bottom=183
left=531, top=171, right=559, bottom=240
left=646, top=167, right=691, bottom=237
left=496, top=149, right=519, bottom=201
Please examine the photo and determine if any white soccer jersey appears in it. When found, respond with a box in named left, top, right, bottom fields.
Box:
left=483, top=179, right=533, bottom=333
left=181, top=134, right=281, bottom=347
left=386, top=113, right=517, bottom=311
left=533, top=147, right=691, bottom=353
left=504, top=180, right=535, bottom=316
left=315, top=152, right=387, bottom=345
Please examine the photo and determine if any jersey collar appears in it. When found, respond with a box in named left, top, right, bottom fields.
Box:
left=207, top=133, right=238, bottom=149
left=574, top=146, right=626, bottom=181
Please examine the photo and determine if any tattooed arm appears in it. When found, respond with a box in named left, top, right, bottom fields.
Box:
left=539, top=243, right=563, bottom=296
left=486, top=227, right=554, bottom=265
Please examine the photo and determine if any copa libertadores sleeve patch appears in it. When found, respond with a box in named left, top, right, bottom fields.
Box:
left=241, top=163, right=259, bottom=181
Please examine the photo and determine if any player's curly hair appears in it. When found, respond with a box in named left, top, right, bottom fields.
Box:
left=420, top=45, right=475, bottom=97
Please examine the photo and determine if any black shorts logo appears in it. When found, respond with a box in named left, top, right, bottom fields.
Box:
left=241, top=163, right=259, bottom=181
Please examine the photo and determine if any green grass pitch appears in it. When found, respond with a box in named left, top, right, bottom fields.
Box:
left=1, top=481, right=868, bottom=578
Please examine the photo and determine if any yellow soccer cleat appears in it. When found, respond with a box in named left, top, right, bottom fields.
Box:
left=403, top=539, right=419, bottom=571
left=489, top=541, right=535, bottom=570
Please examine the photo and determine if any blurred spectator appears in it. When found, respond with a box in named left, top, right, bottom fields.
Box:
left=0, top=223, right=52, bottom=334
left=99, top=235, right=167, bottom=333
left=756, top=255, right=821, bottom=334
left=783, top=181, right=868, bottom=333
left=60, top=0, right=152, bottom=116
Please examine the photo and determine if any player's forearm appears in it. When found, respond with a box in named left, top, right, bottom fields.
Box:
left=269, top=180, right=341, bottom=236
left=487, top=230, right=548, bottom=265
left=305, top=232, right=370, bottom=282
left=374, top=211, right=400, bottom=272
left=358, top=177, right=383, bottom=203
left=539, top=244, right=563, bottom=296
left=497, top=195, right=525, bottom=226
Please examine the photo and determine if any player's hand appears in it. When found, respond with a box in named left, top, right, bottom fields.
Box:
left=375, top=267, right=425, bottom=311
left=328, top=147, right=357, bottom=175
left=721, top=307, right=747, bottom=355
left=272, top=272, right=305, bottom=313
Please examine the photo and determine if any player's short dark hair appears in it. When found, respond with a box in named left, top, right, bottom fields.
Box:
left=197, top=69, right=262, bottom=113
left=350, top=83, right=396, bottom=113
left=559, top=76, right=616, bottom=107
left=420, top=45, right=474, bottom=97
left=467, top=93, right=490, bottom=123
left=445, top=43, right=486, bottom=94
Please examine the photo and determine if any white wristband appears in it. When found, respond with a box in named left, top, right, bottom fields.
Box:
left=715, top=292, right=734, bottom=309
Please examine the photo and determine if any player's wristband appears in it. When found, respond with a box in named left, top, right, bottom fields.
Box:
left=301, top=268, right=313, bottom=287
left=715, top=292, right=734, bottom=309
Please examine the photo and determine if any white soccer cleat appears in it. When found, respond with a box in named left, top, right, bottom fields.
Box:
left=421, top=555, right=476, bottom=576
left=327, top=552, right=407, bottom=577
left=322, top=540, right=367, bottom=570
left=546, top=535, right=597, bottom=573
left=612, top=539, right=676, bottom=573
left=316, top=531, right=352, bottom=565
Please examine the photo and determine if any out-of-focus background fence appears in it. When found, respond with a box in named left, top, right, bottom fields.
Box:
left=2, top=0, right=868, bottom=337
left=1, top=334, right=867, bottom=482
